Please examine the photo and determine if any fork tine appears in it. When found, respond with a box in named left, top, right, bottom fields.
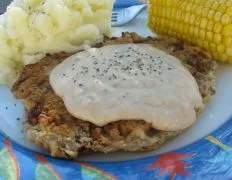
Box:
left=112, top=12, right=118, bottom=15
left=111, top=17, right=117, bottom=21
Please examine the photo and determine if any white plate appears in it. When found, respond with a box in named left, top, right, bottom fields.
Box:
left=1, top=11, right=232, bottom=162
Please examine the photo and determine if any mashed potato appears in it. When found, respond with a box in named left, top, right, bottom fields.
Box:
left=0, top=0, right=114, bottom=84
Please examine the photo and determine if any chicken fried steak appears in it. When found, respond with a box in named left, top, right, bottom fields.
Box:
left=12, top=33, right=216, bottom=159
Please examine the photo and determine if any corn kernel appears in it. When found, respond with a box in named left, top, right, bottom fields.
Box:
left=156, top=7, right=161, bottom=16
left=212, top=2, right=219, bottom=11
left=207, top=21, right=214, bottom=31
left=223, top=37, right=232, bottom=46
left=186, top=2, right=193, bottom=12
left=219, top=53, right=228, bottom=62
left=191, top=4, right=198, bottom=13
left=200, top=29, right=206, bottom=39
left=176, top=1, right=182, bottom=9
left=200, top=0, right=208, bottom=6
left=176, top=10, right=182, bottom=21
left=184, top=12, right=191, bottom=24
left=170, top=20, right=175, bottom=28
left=160, top=18, right=165, bottom=25
left=192, top=37, right=197, bottom=44
left=154, top=0, right=160, bottom=6
left=223, top=24, right=232, bottom=36
left=220, top=0, right=228, bottom=3
left=228, top=56, right=232, bottom=63
left=226, top=1, right=232, bottom=7
left=203, top=41, right=209, bottom=49
left=205, top=1, right=214, bottom=8
left=189, top=14, right=195, bottom=25
left=227, top=7, right=232, bottom=16
left=196, top=6, right=204, bottom=15
left=171, top=9, right=177, bottom=19
left=212, top=52, right=219, bottom=60
left=206, top=31, right=213, bottom=41
left=218, top=4, right=226, bottom=13
left=202, top=8, right=210, bottom=18
left=227, top=47, right=232, bottom=56
left=209, top=43, right=216, bottom=51
left=181, top=1, right=188, bottom=11
left=193, top=27, right=199, bottom=37
left=189, top=26, right=194, bottom=35
left=182, top=34, right=187, bottom=39
left=200, top=18, right=208, bottom=29
left=184, top=24, right=189, bottom=34
left=214, top=34, right=222, bottom=44
left=152, top=7, right=157, bottom=15
left=197, top=39, right=203, bottom=47
left=214, top=12, right=223, bottom=22
left=180, top=23, right=184, bottom=32
left=208, top=10, right=215, bottom=19
left=217, top=45, right=225, bottom=55
left=174, top=23, right=179, bottom=32
left=167, top=29, right=172, bottom=36
left=221, top=14, right=231, bottom=25
left=214, top=23, right=222, bottom=33
left=195, top=16, right=201, bottom=26
left=195, top=0, right=202, bottom=4
left=166, top=0, right=172, bottom=6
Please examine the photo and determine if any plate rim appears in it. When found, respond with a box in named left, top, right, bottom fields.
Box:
left=0, top=116, right=232, bottom=179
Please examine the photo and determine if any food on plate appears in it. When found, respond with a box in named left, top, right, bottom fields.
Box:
left=0, top=0, right=114, bottom=84
left=12, top=33, right=216, bottom=159
left=148, top=0, right=232, bottom=63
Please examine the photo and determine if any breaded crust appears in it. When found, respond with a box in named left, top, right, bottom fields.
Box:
left=12, top=33, right=216, bottom=159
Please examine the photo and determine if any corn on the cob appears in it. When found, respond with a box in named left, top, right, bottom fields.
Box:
left=148, top=0, right=232, bottom=63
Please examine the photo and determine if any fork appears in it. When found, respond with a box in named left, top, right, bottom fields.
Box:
left=111, top=4, right=147, bottom=27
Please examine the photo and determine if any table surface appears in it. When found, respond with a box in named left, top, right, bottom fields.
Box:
left=0, top=0, right=10, bottom=14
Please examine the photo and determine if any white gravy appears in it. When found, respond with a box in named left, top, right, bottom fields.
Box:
left=50, top=44, right=203, bottom=131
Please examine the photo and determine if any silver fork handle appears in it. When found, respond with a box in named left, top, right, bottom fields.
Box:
left=128, top=4, right=147, bottom=19
left=130, top=4, right=147, bottom=12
